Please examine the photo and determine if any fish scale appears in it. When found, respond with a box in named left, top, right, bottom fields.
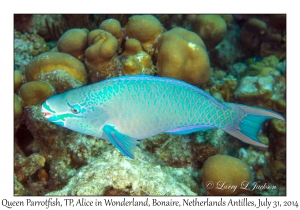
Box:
left=41, top=75, right=285, bottom=159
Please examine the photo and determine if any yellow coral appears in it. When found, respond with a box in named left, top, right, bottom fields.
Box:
left=85, top=29, right=120, bottom=83
left=193, top=15, right=227, bottom=50
left=156, top=27, right=210, bottom=86
left=124, top=15, right=163, bottom=55
left=38, top=169, right=49, bottom=181
left=14, top=93, right=22, bottom=130
left=14, top=93, right=22, bottom=120
left=14, top=70, right=23, bottom=92
left=25, top=52, right=87, bottom=93
left=120, top=39, right=155, bottom=75
left=220, top=14, right=234, bottom=28
left=209, top=73, right=238, bottom=102
left=202, top=155, right=251, bottom=195
left=57, top=28, right=89, bottom=61
left=122, top=38, right=143, bottom=55
left=257, top=133, right=269, bottom=145
left=268, top=119, right=286, bottom=185
left=258, top=67, right=280, bottom=77
left=99, top=19, right=122, bottom=44
left=19, top=81, right=55, bottom=106
left=270, top=119, right=286, bottom=147
left=245, top=55, right=280, bottom=76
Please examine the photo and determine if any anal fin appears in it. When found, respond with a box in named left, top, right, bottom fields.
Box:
left=166, top=125, right=217, bottom=135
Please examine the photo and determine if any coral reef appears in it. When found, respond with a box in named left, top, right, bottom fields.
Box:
left=37, top=169, right=49, bottom=181
left=238, top=145, right=269, bottom=182
left=19, top=81, right=55, bottom=106
left=208, top=21, right=242, bottom=69
left=193, top=15, right=227, bottom=50
left=14, top=174, right=29, bottom=195
left=267, top=119, right=286, bottom=186
left=124, top=15, right=163, bottom=55
left=21, top=105, right=77, bottom=190
left=220, top=15, right=234, bottom=28
left=234, top=55, right=286, bottom=114
left=57, top=28, right=89, bottom=61
left=14, top=94, right=22, bottom=119
left=14, top=105, right=118, bottom=195
left=14, top=29, right=50, bottom=71
left=156, top=27, right=210, bottom=86
left=14, top=153, right=46, bottom=183
left=120, top=38, right=156, bottom=75
left=47, top=148, right=198, bottom=196
left=244, top=55, right=280, bottom=76
left=140, top=131, right=224, bottom=169
left=14, top=70, right=23, bottom=92
left=25, top=52, right=87, bottom=93
left=85, top=29, right=120, bottom=83
left=237, top=143, right=283, bottom=196
left=237, top=15, right=286, bottom=59
left=99, top=19, right=122, bottom=45
left=14, top=94, right=22, bottom=130
left=204, top=70, right=238, bottom=102
left=202, top=154, right=251, bottom=195
left=14, top=14, right=110, bottom=41
left=234, top=69, right=286, bottom=113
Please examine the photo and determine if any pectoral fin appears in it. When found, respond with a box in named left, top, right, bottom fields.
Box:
left=103, top=125, right=137, bottom=159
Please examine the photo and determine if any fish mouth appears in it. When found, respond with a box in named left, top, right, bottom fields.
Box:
left=43, top=111, right=53, bottom=118
left=41, top=104, right=65, bottom=126
left=41, top=102, right=54, bottom=119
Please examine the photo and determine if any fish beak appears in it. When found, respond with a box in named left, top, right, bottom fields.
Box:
left=40, top=101, right=65, bottom=127
left=43, top=111, right=53, bottom=118
left=41, top=102, right=54, bottom=119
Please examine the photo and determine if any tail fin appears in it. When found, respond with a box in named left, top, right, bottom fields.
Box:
left=223, top=103, right=285, bottom=148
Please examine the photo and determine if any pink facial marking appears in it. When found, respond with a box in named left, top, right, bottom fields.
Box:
left=43, top=112, right=52, bottom=118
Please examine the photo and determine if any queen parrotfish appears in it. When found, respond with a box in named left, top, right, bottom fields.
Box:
left=41, top=75, right=285, bottom=159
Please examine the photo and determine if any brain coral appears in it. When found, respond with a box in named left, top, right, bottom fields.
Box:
left=14, top=70, right=23, bottom=92
left=84, top=29, right=120, bottom=83
left=57, top=28, right=89, bottom=61
left=202, top=154, right=251, bottom=195
left=120, top=38, right=155, bottom=75
left=193, top=15, right=227, bottom=50
left=156, top=27, right=210, bottom=86
left=19, top=81, right=55, bottom=106
left=99, top=19, right=122, bottom=45
left=25, top=52, right=87, bottom=93
left=124, top=15, right=163, bottom=55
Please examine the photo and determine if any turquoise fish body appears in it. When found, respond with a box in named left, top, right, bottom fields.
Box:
left=41, top=75, right=285, bottom=158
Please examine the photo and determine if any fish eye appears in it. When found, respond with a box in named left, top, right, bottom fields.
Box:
left=67, top=102, right=82, bottom=114
left=71, top=108, right=79, bottom=114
